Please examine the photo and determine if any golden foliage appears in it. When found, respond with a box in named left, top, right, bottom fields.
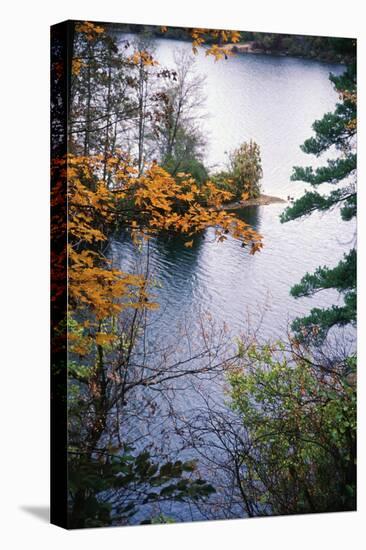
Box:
left=54, top=151, right=262, bottom=354
left=114, top=162, right=262, bottom=252
left=205, top=44, right=233, bottom=61
left=71, top=58, right=85, bottom=76
left=161, top=27, right=241, bottom=58
left=198, top=29, right=240, bottom=60
left=75, top=21, right=105, bottom=41
left=339, top=90, right=357, bottom=133
left=129, top=50, right=159, bottom=67
left=64, top=156, right=156, bottom=324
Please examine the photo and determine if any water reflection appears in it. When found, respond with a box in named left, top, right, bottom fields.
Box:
left=229, top=205, right=261, bottom=229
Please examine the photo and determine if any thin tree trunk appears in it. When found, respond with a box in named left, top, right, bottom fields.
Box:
left=84, top=42, right=92, bottom=157
left=103, top=62, right=112, bottom=183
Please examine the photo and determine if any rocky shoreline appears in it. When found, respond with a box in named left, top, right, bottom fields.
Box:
left=223, top=194, right=286, bottom=210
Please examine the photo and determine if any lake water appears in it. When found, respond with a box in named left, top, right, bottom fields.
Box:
left=112, top=37, right=355, bottom=345
left=110, top=36, right=356, bottom=522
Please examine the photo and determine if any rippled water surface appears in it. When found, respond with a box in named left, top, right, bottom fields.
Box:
left=108, top=35, right=356, bottom=523
left=112, top=37, right=355, bottom=343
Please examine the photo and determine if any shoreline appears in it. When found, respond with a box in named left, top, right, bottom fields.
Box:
left=226, top=41, right=348, bottom=64
left=223, top=194, right=286, bottom=210
left=112, top=28, right=351, bottom=65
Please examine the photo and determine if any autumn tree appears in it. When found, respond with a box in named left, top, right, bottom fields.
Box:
left=281, top=64, right=356, bottom=341
left=63, top=150, right=262, bottom=525
left=52, top=21, right=265, bottom=527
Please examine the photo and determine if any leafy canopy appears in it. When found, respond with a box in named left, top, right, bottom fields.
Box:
left=229, top=342, right=356, bottom=514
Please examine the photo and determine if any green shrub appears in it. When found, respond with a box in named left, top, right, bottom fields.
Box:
left=212, top=140, right=263, bottom=201
left=228, top=141, right=263, bottom=199
left=229, top=343, right=356, bottom=515
left=163, top=156, right=209, bottom=185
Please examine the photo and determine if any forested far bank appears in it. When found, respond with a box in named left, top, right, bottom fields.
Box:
left=104, top=22, right=355, bottom=64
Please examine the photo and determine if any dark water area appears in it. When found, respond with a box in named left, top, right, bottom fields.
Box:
left=109, top=36, right=356, bottom=522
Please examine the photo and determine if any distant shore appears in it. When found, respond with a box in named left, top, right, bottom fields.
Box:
left=227, top=42, right=263, bottom=55
left=110, top=25, right=354, bottom=65
left=226, top=41, right=348, bottom=64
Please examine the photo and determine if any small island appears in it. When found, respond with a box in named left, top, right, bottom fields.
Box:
left=208, top=141, right=286, bottom=210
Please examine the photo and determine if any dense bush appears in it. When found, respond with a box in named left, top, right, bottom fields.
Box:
left=212, top=140, right=263, bottom=201
left=229, top=343, right=356, bottom=515
left=163, top=156, right=209, bottom=185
